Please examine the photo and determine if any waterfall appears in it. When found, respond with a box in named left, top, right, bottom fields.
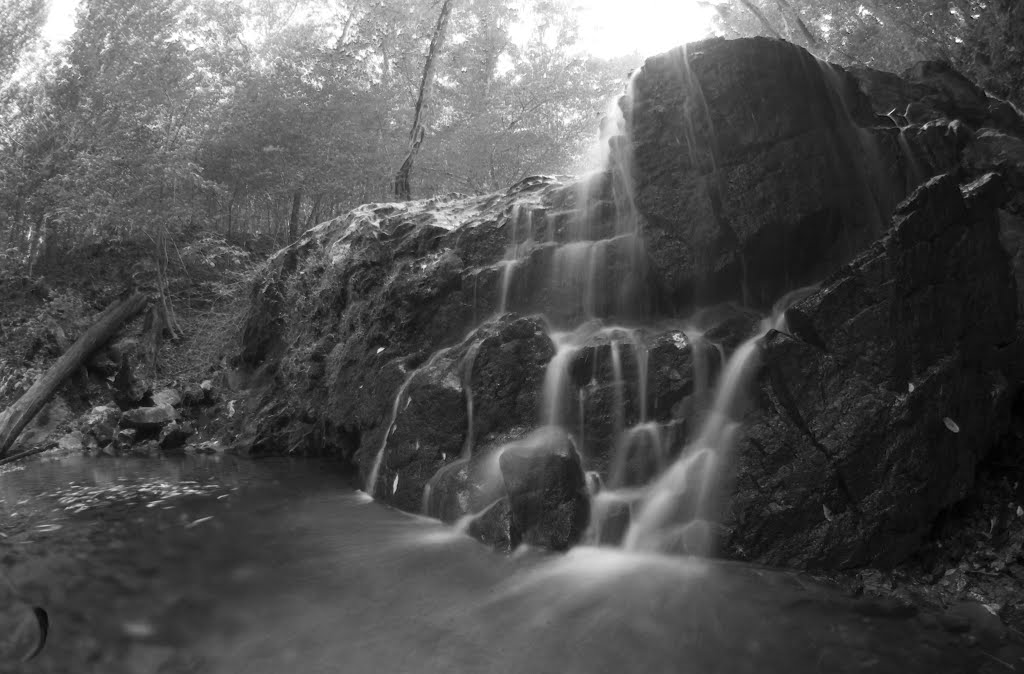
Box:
left=623, top=330, right=763, bottom=553
left=373, top=42, right=866, bottom=560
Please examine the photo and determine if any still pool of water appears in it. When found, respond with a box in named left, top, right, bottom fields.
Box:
left=0, top=455, right=1010, bottom=673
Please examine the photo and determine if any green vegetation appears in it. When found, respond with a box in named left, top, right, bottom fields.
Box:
left=1, top=0, right=1022, bottom=274
left=711, top=0, right=1024, bottom=106
left=0, top=0, right=634, bottom=273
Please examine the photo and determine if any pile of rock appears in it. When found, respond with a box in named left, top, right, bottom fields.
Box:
left=55, top=380, right=219, bottom=458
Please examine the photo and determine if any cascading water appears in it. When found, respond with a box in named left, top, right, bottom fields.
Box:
left=375, top=40, right=888, bottom=560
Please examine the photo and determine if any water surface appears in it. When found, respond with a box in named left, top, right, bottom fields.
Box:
left=0, top=455, right=1008, bottom=673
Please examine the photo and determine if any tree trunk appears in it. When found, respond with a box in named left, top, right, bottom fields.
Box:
left=288, top=189, right=302, bottom=242
left=772, top=0, right=818, bottom=47
left=0, top=292, right=149, bottom=458
left=736, top=0, right=784, bottom=39
left=305, top=194, right=323, bottom=228
left=393, top=0, right=456, bottom=201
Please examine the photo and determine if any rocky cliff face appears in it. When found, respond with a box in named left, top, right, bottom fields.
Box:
left=231, top=37, right=1023, bottom=569
left=727, top=173, right=1016, bottom=568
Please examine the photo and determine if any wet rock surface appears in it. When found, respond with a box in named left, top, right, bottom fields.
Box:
left=226, top=34, right=1024, bottom=581
left=726, top=174, right=1017, bottom=568
left=499, top=427, right=590, bottom=550
left=629, top=37, right=899, bottom=310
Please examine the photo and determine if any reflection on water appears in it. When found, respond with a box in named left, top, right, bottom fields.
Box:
left=0, top=456, right=996, bottom=673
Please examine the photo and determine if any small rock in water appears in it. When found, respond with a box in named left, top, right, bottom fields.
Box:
left=114, top=427, right=137, bottom=451
left=57, top=431, right=85, bottom=453
left=943, top=417, right=960, bottom=433
left=158, top=421, right=194, bottom=451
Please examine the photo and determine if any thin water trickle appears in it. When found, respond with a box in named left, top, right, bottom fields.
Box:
left=368, top=336, right=476, bottom=497
left=366, top=366, right=412, bottom=499
left=498, top=204, right=529, bottom=315
left=541, top=331, right=582, bottom=428
left=461, top=340, right=484, bottom=460
left=610, top=339, right=625, bottom=443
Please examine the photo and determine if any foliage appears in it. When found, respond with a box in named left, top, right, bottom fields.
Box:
left=0, top=0, right=47, bottom=82
left=0, top=0, right=633, bottom=273
left=710, top=0, right=1024, bottom=106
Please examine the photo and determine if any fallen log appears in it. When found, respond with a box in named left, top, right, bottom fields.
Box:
left=0, top=445, right=52, bottom=467
left=0, top=292, right=149, bottom=458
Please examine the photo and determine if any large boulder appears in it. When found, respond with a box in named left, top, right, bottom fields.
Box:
left=366, top=314, right=554, bottom=511
left=724, top=173, right=1017, bottom=569
left=226, top=37, right=1024, bottom=562
left=629, top=37, right=903, bottom=310
left=498, top=427, right=590, bottom=550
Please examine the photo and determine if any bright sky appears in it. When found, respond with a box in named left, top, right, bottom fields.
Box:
left=575, top=0, right=715, bottom=58
left=42, top=0, right=79, bottom=45
left=42, top=0, right=715, bottom=59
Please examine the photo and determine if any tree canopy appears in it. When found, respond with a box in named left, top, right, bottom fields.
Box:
left=1, top=0, right=1022, bottom=273
left=709, top=0, right=1024, bottom=106
left=0, top=0, right=633, bottom=272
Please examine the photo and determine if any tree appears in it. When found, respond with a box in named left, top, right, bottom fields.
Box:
left=710, top=0, right=1024, bottom=106
left=0, top=0, right=636, bottom=266
left=0, top=0, right=47, bottom=84
left=394, top=0, right=457, bottom=200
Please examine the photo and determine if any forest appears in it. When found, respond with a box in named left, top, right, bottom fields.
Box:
left=0, top=0, right=1020, bottom=274
left=3, top=0, right=1024, bottom=671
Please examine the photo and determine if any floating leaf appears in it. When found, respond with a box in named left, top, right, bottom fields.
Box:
left=185, top=516, right=214, bottom=529
left=943, top=417, right=960, bottom=433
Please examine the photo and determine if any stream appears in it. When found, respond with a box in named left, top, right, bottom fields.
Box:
left=0, top=454, right=1016, bottom=673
